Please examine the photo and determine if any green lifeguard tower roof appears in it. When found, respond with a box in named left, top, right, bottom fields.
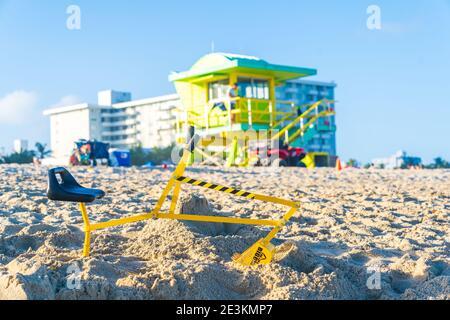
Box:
left=169, top=53, right=317, bottom=83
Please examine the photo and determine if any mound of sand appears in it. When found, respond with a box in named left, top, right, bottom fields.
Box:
left=0, top=164, right=448, bottom=300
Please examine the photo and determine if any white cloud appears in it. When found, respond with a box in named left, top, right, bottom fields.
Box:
left=0, top=90, right=38, bottom=124
left=49, top=95, right=82, bottom=109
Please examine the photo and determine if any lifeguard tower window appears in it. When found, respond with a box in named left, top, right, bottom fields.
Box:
left=208, top=79, right=229, bottom=101
left=237, top=77, right=270, bottom=100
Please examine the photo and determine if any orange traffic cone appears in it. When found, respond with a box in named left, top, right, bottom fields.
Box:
left=336, top=158, right=343, bottom=171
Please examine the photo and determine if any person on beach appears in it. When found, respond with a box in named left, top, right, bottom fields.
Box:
left=212, top=83, right=239, bottom=113
left=227, top=82, right=239, bottom=110
left=211, top=83, right=239, bottom=125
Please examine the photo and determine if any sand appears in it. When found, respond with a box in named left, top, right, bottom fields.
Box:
left=0, top=164, right=448, bottom=300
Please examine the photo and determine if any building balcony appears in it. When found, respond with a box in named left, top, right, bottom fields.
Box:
left=102, top=128, right=138, bottom=136
left=102, top=119, right=139, bottom=127
left=285, top=87, right=299, bottom=93
left=158, top=115, right=176, bottom=122
left=101, top=111, right=138, bottom=119
left=316, top=124, right=337, bottom=132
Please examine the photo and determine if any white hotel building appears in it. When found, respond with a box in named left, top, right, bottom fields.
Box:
left=43, top=90, right=180, bottom=159
left=44, top=80, right=336, bottom=160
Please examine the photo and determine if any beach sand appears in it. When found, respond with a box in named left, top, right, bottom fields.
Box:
left=0, top=164, right=448, bottom=300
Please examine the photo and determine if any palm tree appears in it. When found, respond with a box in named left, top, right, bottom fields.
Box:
left=433, top=157, right=449, bottom=169
left=35, top=142, right=51, bottom=159
left=346, top=158, right=359, bottom=168
left=2, top=150, right=36, bottom=164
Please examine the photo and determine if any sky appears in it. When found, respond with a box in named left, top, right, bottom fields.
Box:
left=0, top=0, right=449, bottom=163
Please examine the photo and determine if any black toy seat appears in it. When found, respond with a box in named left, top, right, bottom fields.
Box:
left=47, top=167, right=105, bottom=203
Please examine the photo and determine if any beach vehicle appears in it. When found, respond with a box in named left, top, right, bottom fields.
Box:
left=170, top=53, right=337, bottom=168
left=69, top=140, right=110, bottom=166
left=46, top=127, right=299, bottom=266
left=248, top=143, right=308, bottom=167
left=69, top=141, right=131, bottom=167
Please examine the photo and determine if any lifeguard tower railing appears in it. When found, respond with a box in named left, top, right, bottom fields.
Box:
left=174, top=98, right=336, bottom=144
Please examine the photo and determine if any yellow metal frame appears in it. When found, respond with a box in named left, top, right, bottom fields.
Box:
left=77, top=138, right=299, bottom=266
left=175, top=99, right=335, bottom=136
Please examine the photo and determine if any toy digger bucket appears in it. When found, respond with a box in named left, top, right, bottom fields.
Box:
left=232, top=239, right=276, bottom=266
left=233, top=239, right=296, bottom=266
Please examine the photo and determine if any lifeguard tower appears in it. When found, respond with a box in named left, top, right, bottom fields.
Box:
left=169, top=53, right=336, bottom=168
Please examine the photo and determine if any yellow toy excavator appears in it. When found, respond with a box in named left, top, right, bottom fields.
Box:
left=46, top=127, right=300, bottom=266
